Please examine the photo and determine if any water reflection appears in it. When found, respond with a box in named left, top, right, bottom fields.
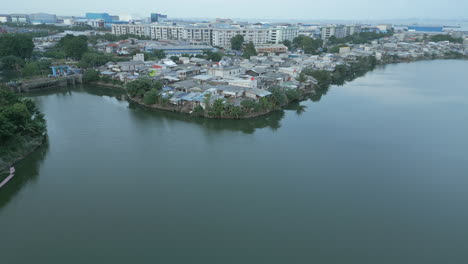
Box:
left=128, top=101, right=285, bottom=134
left=0, top=139, right=49, bottom=210
left=26, top=84, right=328, bottom=135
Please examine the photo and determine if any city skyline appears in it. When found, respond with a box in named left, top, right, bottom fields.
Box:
left=2, top=0, right=468, bottom=21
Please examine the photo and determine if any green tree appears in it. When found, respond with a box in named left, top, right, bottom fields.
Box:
left=126, top=78, right=162, bottom=98
left=22, top=62, right=41, bottom=77
left=0, top=56, right=25, bottom=71
left=293, top=35, right=323, bottom=54
left=143, top=88, right=160, bottom=105
left=0, top=89, right=46, bottom=143
left=208, top=99, right=226, bottom=117
left=282, top=40, right=292, bottom=50
left=83, top=69, right=100, bottom=83
left=204, top=51, right=223, bottom=62
left=269, top=87, right=287, bottom=107
left=243, top=42, right=257, bottom=59
left=152, top=49, right=166, bottom=60
left=170, top=56, right=180, bottom=63
left=429, top=34, right=463, bottom=43
left=58, top=35, right=88, bottom=60
left=80, top=52, right=111, bottom=68
left=231, top=35, right=244, bottom=50
left=0, top=34, right=35, bottom=59
left=295, top=72, right=307, bottom=85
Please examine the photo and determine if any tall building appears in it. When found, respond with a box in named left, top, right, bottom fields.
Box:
left=0, top=14, right=12, bottom=23
left=10, top=14, right=30, bottom=24
left=112, top=24, right=298, bottom=48
left=408, top=26, right=443, bottom=33
left=86, top=13, right=112, bottom=23
left=30, top=13, right=57, bottom=24
left=321, top=25, right=361, bottom=40
left=269, top=26, right=299, bottom=44
left=150, top=13, right=167, bottom=23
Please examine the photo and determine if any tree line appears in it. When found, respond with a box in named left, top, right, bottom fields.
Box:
left=0, top=88, right=47, bottom=146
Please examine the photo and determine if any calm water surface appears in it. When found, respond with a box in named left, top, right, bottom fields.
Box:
left=1, top=60, right=468, bottom=263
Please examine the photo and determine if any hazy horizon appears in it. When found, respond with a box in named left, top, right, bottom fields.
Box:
left=2, top=0, right=467, bottom=21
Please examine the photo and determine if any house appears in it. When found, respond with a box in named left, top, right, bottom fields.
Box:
left=244, top=88, right=272, bottom=100
left=255, top=44, right=288, bottom=54
left=105, top=43, right=119, bottom=54
left=116, top=61, right=145, bottom=72
left=208, top=66, right=244, bottom=78
left=215, top=85, right=245, bottom=98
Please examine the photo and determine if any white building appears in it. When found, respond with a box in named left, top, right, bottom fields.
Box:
left=208, top=65, right=244, bottom=78
left=321, top=25, right=361, bottom=40
left=133, top=53, right=145, bottom=62
left=112, top=24, right=150, bottom=37
left=112, top=24, right=298, bottom=48
left=269, top=27, right=299, bottom=44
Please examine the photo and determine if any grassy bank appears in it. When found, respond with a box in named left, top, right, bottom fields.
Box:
left=0, top=134, right=46, bottom=176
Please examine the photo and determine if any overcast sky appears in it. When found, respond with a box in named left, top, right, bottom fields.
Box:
left=2, top=0, right=467, bottom=21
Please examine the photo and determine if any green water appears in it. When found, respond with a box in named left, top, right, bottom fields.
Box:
left=1, top=60, right=468, bottom=263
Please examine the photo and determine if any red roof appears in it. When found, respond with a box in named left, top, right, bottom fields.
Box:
left=107, top=43, right=118, bottom=47
left=152, top=65, right=163, bottom=69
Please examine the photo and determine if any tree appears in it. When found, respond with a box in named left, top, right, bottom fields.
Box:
left=22, top=62, right=41, bottom=77
left=429, top=34, right=463, bottom=43
left=0, top=56, right=25, bottom=71
left=295, top=72, right=307, bottom=85
left=269, top=87, right=287, bottom=107
left=243, top=42, right=257, bottom=59
left=0, top=34, right=34, bottom=59
left=83, top=69, right=100, bottom=83
left=282, top=40, right=292, bottom=50
left=152, top=49, right=166, bottom=60
left=208, top=99, right=226, bottom=117
left=293, top=35, right=323, bottom=54
left=0, top=89, right=46, bottom=143
left=170, top=56, right=180, bottom=63
left=231, top=35, right=244, bottom=51
left=57, top=35, right=88, bottom=60
left=80, top=52, right=111, bottom=68
left=143, top=88, right=160, bottom=105
left=204, top=51, right=223, bottom=62
left=126, top=78, right=162, bottom=98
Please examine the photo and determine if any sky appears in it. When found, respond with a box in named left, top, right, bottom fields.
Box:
left=2, top=0, right=468, bottom=21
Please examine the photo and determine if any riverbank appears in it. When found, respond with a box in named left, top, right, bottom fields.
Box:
left=0, top=134, right=46, bottom=181
left=127, top=87, right=313, bottom=119
left=127, top=94, right=275, bottom=119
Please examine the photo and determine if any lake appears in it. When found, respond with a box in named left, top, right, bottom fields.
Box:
left=1, top=60, right=468, bottom=263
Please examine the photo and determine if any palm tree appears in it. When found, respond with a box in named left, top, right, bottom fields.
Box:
left=295, top=72, right=307, bottom=87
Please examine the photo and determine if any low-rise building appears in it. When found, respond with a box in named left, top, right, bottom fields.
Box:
left=255, top=44, right=288, bottom=54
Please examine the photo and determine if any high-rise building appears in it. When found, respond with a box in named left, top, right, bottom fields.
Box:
left=269, top=27, right=299, bottom=44
left=30, top=13, right=57, bottom=24
left=10, top=14, right=30, bottom=24
left=86, top=13, right=112, bottom=23
left=150, top=13, right=167, bottom=23
left=112, top=24, right=298, bottom=48
left=0, top=14, right=11, bottom=23
left=321, top=25, right=361, bottom=40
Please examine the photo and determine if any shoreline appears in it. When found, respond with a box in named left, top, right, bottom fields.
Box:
left=123, top=57, right=465, bottom=119
left=126, top=89, right=313, bottom=120
left=126, top=94, right=277, bottom=119
left=0, top=135, right=46, bottom=182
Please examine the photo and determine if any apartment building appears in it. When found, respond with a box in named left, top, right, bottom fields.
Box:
left=112, top=24, right=150, bottom=37
left=269, top=27, right=299, bottom=44
left=150, top=25, right=185, bottom=40
left=112, top=24, right=297, bottom=48
left=321, top=25, right=361, bottom=40
left=211, top=28, right=270, bottom=48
